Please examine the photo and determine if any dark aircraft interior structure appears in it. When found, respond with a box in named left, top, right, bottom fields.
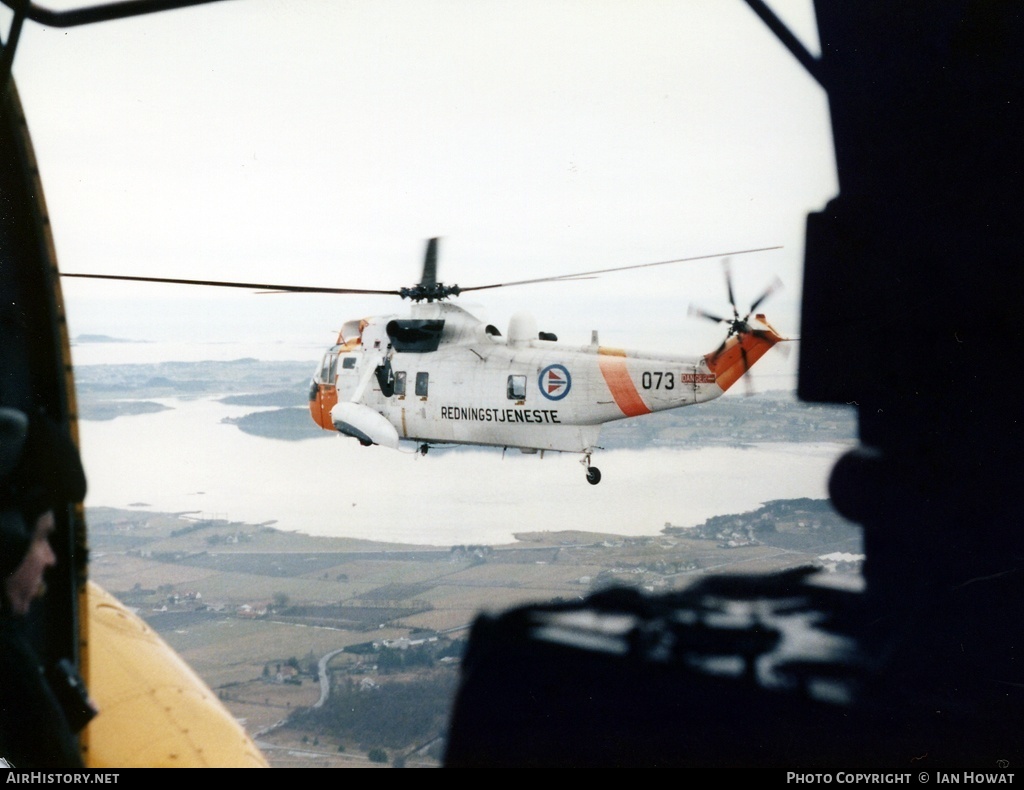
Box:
left=444, top=1, right=1024, bottom=768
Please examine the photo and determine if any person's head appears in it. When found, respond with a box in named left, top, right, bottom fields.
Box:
left=5, top=509, right=57, bottom=616
left=0, top=408, right=86, bottom=616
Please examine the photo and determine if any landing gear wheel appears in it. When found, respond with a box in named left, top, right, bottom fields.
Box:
left=586, top=467, right=602, bottom=485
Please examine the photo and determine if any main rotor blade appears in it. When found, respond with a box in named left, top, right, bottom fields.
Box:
left=60, top=272, right=402, bottom=296
left=420, top=237, right=438, bottom=287
left=61, top=243, right=782, bottom=299
left=460, top=245, right=782, bottom=294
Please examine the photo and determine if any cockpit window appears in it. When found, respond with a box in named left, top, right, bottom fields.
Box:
left=342, top=356, right=356, bottom=369
left=321, top=352, right=339, bottom=384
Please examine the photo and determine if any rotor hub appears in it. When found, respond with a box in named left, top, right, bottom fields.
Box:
left=399, top=282, right=462, bottom=302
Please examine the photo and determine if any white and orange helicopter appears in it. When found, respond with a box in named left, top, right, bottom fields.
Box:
left=66, top=239, right=788, bottom=485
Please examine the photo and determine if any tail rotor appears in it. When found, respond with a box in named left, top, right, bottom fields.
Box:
left=689, top=258, right=784, bottom=394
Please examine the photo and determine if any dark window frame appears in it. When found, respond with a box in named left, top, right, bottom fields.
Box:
left=507, top=374, right=527, bottom=400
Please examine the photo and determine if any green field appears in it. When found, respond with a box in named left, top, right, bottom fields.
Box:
left=84, top=498, right=862, bottom=767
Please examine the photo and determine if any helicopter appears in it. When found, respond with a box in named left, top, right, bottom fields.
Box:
left=63, top=238, right=788, bottom=485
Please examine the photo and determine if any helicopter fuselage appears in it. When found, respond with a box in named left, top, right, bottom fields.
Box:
left=308, top=302, right=782, bottom=463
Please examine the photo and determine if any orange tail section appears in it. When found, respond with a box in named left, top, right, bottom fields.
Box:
left=703, top=314, right=784, bottom=392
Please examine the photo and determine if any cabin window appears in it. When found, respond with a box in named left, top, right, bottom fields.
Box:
left=394, top=371, right=407, bottom=396
left=342, top=356, right=356, bottom=369
left=415, top=372, right=430, bottom=397
left=507, top=375, right=526, bottom=400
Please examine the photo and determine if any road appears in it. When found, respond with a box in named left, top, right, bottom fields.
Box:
left=314, top=648, right=348, bottom=709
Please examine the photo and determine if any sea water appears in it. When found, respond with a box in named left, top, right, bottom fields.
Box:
left=77, top=394, right=853, bottom=547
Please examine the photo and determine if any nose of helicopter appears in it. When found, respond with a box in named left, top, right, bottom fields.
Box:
left=308, top=379, right=338, bottom=432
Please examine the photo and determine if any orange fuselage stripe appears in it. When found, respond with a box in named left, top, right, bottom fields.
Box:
left=598, top=349, right=651, bottom=417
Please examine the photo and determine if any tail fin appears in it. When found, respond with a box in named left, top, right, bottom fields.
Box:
left=703, top=314, right=785, bottom=392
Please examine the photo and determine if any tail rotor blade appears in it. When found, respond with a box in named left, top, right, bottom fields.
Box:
left=723, top=259, right=739, bottom=320
left=709, top=337, right=729, bottom=363
left=747, top=276, right=783, bottom=316
left=688, top=304, right=729, bottom=324
left=740, top=344, right=755, bottom=397
left=773, top=338, right=793, bottom=359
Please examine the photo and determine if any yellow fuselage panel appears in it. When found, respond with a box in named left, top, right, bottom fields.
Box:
left=82, top=582, right=268, bottom=768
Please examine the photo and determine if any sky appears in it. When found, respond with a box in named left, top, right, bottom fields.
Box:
left=6, top=0, right=837, bottom=389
